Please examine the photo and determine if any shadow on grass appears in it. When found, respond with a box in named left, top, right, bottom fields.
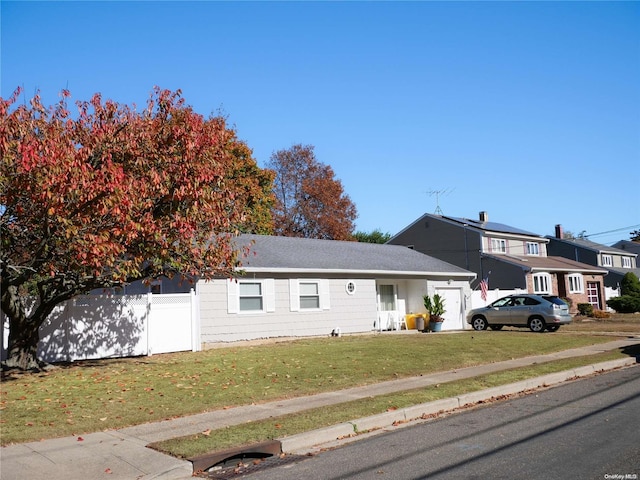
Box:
left=0, top=355, right=153, bottom=382
left=620, top=343, right=640, bottom=361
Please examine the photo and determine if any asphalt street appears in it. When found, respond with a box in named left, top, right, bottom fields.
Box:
left=241, top=366, right=640, bottom=480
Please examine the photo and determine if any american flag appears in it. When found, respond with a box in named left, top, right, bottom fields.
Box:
left=480, top=277, right=489, bottom=301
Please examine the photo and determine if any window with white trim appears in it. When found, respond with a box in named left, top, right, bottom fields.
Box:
left=568, top=274, right=584, bottom=293
left=239, top=282, right=263, bottom=312
left=289, top=279, right=330, bottom=311
left=602, top=254, right=613, bottom=267
left=227, top=279, right=276, bottom=314
left=299, top=282, right=320, bottom=309
left=526, top=242, right=540, bottom=256
left=622, top=257, right=632, bottom=268
left=532, top=273, right=551, bottom=294
left=491, top=238, right=507, bottom=253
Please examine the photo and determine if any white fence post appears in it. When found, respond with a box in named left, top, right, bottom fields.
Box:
left=191, top=288, right=201, bottom=352
left=146, top=292, right=153, bottom=356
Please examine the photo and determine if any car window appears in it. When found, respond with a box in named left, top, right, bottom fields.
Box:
left=512, top=297, right=526, bottom=306
left=523, top=297, right=540, bottom=306
left=492, top=297, right=513, bottom=307
left=542, top=296, right=566, bottom=306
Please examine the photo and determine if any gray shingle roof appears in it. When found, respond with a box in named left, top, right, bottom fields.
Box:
left=546, top=236, right=636, bottom=255
left=607, top=266, right=640, bottom=279
left=483, top=254, right=608, bottom=274
left=442, top=215, right=542, bottom=237
left=234, top=234, right=474, bottom=277
left=611, top=240, right=640, bottom=255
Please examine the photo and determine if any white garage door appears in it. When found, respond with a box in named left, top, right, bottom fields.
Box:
left=434, top=288, right=464, bottom=331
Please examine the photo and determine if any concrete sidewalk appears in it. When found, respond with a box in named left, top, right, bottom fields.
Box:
left=1, top=338, right=638, bottom=480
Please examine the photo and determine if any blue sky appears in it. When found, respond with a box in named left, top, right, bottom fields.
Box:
left=2, top=1, right=639, bottom=245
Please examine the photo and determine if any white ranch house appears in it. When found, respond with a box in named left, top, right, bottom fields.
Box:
left=2, top=235, right=476, bottom=363
left=199, top=234, right=476, bottom=343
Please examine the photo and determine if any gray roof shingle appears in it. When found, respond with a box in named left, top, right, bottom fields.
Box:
left=234, top=234, right=474, bottom=277
left=442, top=215, right=542, bottom=237
left=547, top=236, right=638, bottom=256
left=483, top=254, right=608, bottom=274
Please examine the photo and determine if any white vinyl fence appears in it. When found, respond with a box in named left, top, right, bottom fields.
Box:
left=1, top=291, right=200, bottom=363
left=468, top=288, right=526, bottom=310
left=605, top=286, right=621, bottom=306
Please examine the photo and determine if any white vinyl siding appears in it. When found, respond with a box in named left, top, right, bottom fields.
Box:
left=201, top=278, right=379, bottom=344
left=568, top=274, right=584, bottom=293
left=533, top=273, right=551, bottom=294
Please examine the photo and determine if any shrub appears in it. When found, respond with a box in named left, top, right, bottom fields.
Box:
left=620, top=272, right=640, bottom=297
left=592, top=309, right=611, bottom=319
left=606, top=295, right=640, bottom=314
left=577, top=303, right=594, bottom=316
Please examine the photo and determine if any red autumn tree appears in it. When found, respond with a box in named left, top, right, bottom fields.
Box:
left=267, top=144, right=357, bottom=240
left=0, top=87, right=274, bottom=370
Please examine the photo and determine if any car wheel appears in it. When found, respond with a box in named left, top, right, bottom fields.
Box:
left=489, top=325, right=504, bottom=331
left=546, top=325, right=560, bottom=332
left=472, top=316, right=488, bottom=331
left=529, top=317, right=546, bottom=333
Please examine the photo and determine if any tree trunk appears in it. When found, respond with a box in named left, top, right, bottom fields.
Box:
left=1, top=286, right=48, bottom=371
left=3, top=314, right=45, bottom=371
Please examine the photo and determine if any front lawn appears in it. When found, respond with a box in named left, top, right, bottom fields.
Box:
left=0, top=331, right=619, bottom=445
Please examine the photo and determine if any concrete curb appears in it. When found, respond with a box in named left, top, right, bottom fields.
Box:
left=279, top=357, right=637, bottom=453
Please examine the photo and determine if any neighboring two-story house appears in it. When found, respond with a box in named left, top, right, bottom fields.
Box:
left=611, top=240, right=640, bottom=260
left=388, top=212, right=608, bottom=312
left=547, top=226, right=640, bottom=292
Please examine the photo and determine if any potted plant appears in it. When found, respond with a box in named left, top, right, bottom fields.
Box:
left=423, top=293, right=446, bottom=332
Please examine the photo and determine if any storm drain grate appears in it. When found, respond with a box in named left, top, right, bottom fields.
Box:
left=194, top=453, right=311, bottom=479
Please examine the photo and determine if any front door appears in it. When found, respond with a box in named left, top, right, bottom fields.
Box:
left=587, top=282, right=601, bottom=309
left=376, top=284, right=397, bottom=330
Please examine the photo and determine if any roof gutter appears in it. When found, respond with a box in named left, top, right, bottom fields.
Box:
left=529, top=266, right=609, bottom=275
left=237, top=267, right=476, bottom=278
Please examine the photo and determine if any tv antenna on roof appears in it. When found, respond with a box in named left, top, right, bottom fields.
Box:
left=426, top=188, right=454, bottom=215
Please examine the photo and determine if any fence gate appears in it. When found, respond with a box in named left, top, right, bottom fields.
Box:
left=434, top=288, right=465, bottom=331
left=148, top=293, right=196, bottom=355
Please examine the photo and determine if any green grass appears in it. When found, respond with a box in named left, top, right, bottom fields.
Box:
left=150, top=347, right=637, bottom=459
left=562, top=315, right=640, bottom=334
left=0, top=332, right=623, bottom=445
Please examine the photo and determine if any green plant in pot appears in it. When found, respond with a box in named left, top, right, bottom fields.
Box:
left=423, top=293, right=446, bottom=332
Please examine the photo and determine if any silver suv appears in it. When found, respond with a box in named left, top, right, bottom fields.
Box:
left=467, top=294, right=572, bottom=332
